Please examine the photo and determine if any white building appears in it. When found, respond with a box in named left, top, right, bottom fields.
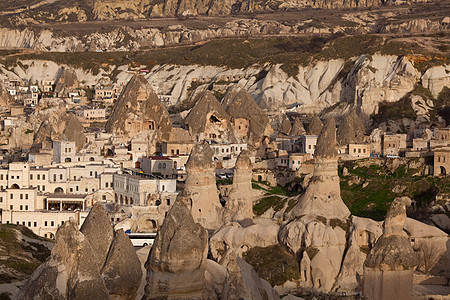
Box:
left=298, top=135, right=318, bottom=156
left=113, top=173, right=177, bottom=206
left=83, top=108, right=106, bottom=120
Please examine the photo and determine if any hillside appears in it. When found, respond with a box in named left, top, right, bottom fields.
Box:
left=0, top=224, right=53, bottom=299
left=0, top=0, right=435, bottom=24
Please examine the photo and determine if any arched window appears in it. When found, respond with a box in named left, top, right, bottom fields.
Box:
left=54, top=187, right=64, bottom=194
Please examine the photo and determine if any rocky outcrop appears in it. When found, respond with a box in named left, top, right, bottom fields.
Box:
left=306, top=116, right=323, bottom=136
left=210, top=219, right=279, bottom=261
left=54, top=68, right=78, bottom=97
left=0, top=81, right=11, bottom=109
left=184, top=142, right=223, bottom=229
left=336, top=109, right=365, bottom=146
left=290, top=118, right=306, bottom=136
left=224, top=150, right=254, bottom=223
left=363, top=197, right=418, bottom=300
left=220, top=250, right=280, bottom=300
left=5, top=0, right=430, bottom=24
left=29, top=104, right=87, bottom=151
left=421, top=65, right=450, bottom=98
left=185, top=90, right=234, bottom=143
left=16, top=219, right=110, bottom=300
left=143, top=197, right=209, bottom=299
left=222, top=86, right=272, bottom=148
left=80, top=203, right=115, bottom=269
left=101, top=230, right=142, bottom=300
left=17, top=203, right=142, bottom=300
left=278, top=114, right=292, bottom=135
left=106, top=74, right=172, bottom=140
left=291, top=117, right=350, bottom=219
left=341, top=55, right=420, bottom=115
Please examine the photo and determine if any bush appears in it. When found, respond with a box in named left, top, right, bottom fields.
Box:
left=243, top=245, right=300, bottom=286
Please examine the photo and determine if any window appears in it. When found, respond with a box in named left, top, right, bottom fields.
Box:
left=45, top=221, right=48, bottom=226
left=0, top=174, right=2, bottom=180
left=85, top=188, right=88, bottom=192
left=25, top=205, right=28, bottom=210
left=37, top=174, right=40, bottom=180
left=90, top=171, right=93, bottom=176
left=105, top=182, right=108, bottom=188
left=0, top=197, right=2, bottom=203
left=363, top=149, right=366, bottom=153
left=20, top=205, right=23, bottom=210
left=53, top=174, right=56, bottom=181
left=34, top=222, right=37, bottom=227
left=76, top=186, right=79, bottom=191
left=22, top=221, right=25, bottom=225
left=10, top=194, right=13, bottom=199
left=20, top=194, right=23, bottom=199
left=42, top=174, right=45, bottom=180
left=102, top=195, right=106, bottom=200
left=51, top=221, right=54, bottom=226
left=30, top=174, right=33, bottom=180
left=353, top=149, right=356, bottom=153
left=358, top=149, right=361, bottom=153
left=10, top=205, right=13, bottom=210
left=42, top=185, right=45, bottom=191
left=70, top=188, right=73, bottom=192
left=60, top=174, right=63, bottom=180
left=11, top=176, right=14, bottom=179
left=28, top=222, right=31, bottom=227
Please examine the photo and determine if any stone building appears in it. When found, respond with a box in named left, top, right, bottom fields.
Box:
left=434, top=147, right=450, bottom=176
left=113, top=173, right=177, bottom=206
left=298, top=135, right=318, bottom=156
left=382, top=133, right=407, bottom=156
left=0, top=187, right=89, bottom=239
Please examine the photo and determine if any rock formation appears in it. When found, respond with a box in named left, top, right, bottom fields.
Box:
left=143, top=197, right=209, bottom=299
left=220, top=250, right=280, bottom=300
left=105, top=74, right=172, bottom=140
left=54, top=68, right=79, bottom=98
left=336, top=109, right=366, bottom=146
left=17, top=203, right=142, bottom=300
left=210, top=219, right=279, bottom=261
left=223, top=150, right=254, bottom=223
left=30, top=104, right=87, bottom=151
left=222, top=86, right=272, bottom=148
left=16, top=218, right=110, bottom=300
left=291, top=117, right=350, bottom=219
left=279, top=118, right=351, bottom=292
left=278, top=114, right=292, bottom=135
left=80, top=203, right=115, bottom=267
left=290, top=118, right=306, bottom=136
left=364, top=197, right=418, bottom=300
left=0, top=81, right=11, bottom=109
left=7, top=0, right=433, bottom=24
left=101, top=230, right=143, bottom=300
left=185, top=90, right=234, bottom=143
left=184, top=142, right=223, bottom=229
left=306, top=116, right=323, bottom=135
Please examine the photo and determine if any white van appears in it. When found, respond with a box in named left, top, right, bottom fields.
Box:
left=127, top=232, right=157, bottom=247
